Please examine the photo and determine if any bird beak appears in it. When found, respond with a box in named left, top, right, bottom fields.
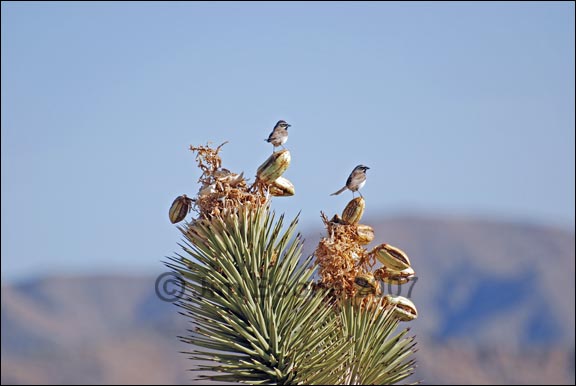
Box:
left=286, top=124, right=292, bottom=127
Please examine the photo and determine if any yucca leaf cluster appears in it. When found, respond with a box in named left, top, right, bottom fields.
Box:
left=166, top=142, right=418, bottom=384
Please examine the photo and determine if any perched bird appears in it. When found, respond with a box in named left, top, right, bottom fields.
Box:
left=331, top=165, right=370, bottom=197
left=265, top=120, right=291, bottom=152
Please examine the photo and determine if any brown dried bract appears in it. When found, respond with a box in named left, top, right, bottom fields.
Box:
left=189, top=141, right=227, bottom=186
left=189, top=142, right=268, bottom=218
left=314, top=212, right=377, bottom=300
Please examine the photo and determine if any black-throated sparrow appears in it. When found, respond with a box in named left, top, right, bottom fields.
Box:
left=265, top=120, right=291, bottom=152
left=331, top=165, right=370, bottom=197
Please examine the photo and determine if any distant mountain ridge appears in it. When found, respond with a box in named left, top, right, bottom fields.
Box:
left=2, top=216, right=574, bottom=384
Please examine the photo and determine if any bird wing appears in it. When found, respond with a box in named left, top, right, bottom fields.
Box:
left=265, top=130, right=278, bottom=143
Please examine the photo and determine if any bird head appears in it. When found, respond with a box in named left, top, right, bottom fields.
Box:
left=275, top=120, right=291, bottom=129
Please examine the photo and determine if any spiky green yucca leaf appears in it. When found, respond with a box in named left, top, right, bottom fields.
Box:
left=167, top=205, right=349, bottom=384
left=337, top=300, right=417, bottom=385
left=167, top=204, right=417, bottom=384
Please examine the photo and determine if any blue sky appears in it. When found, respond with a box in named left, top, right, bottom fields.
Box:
left=2, top=2, right=574, bottom=281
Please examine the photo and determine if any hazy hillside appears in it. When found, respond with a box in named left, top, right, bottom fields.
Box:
left=2, top=216, right=575, bottom=384
left=1, top=276, right=190, bottom=385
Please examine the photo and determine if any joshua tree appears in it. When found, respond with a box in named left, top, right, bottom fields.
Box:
left=166, top=142, right=419, bottom=384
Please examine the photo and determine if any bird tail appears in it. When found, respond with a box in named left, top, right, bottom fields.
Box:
left=330, top=186, right=347, bottom=196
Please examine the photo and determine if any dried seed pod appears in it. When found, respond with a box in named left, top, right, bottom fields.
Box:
left=341, top=197, right=365, bottom=224
left=372, top=243, right=411, bottom=271
left=384, top=295, right=418, bottom=321
left=356, top=224, right=375, bottom=245
left=354, top=272, right=377, bottom=296
left=169, top=194, right=193, bottom=224
left=356, top=287, right=375, bottom=297
left=256, top=149, right=291, bottom=183
left=268, top=176, right=295, bottom=197
left=380, top=267, right=415, bottom=285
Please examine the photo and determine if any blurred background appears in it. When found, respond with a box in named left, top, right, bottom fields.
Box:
left=1, top=2, right=574, bottom=384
